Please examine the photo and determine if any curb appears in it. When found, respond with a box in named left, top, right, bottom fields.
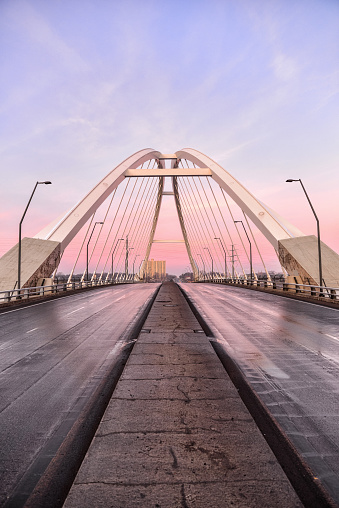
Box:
left=177, top=283, right=214, bottom=337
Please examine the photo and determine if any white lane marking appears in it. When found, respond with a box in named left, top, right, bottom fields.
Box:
left=256, top=357, right=290, bottom=379
left=113, top=295, right=126, bottom=303
left=189, top=285, right=339, bottom=310
left=0, top=294, right=90, bottom=315
left=26, top=328, right=38, bottom=334
left=89, top=295, right=126, bottom=305
left=0, top=287, right=137, bottom=315
left=325, top=333, right=339, bottom=343
left=66, top=306, right=85, bottom=316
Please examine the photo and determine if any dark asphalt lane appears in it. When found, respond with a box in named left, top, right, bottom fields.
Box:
left=182, top=283, right=339, bottom=504
left=0, top=284, right=159, bottom=505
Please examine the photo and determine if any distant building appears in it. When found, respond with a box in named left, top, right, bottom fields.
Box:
left=145, top=259, right=166, bottom=280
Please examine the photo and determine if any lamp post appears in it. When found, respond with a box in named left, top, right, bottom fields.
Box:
left=126, top=247, right=134, bottom=281
left=111, top=238, right=124, bottom=282
left=133, top=254, right=140, bottom=282
left=204, top=247, right=214, bottom=282
left=18, top=181, right=52, bottom=291
left=198, top=253, right=205, bottom=281
left=286, top=179, right=323, bottom=288
left=125, top=236, right=133, bottom=280
left=234, top=221, right=252, bottom=282
left=139, top=258, right=145, bottom=280
left=231, top=244, right=235, bottom=279
left=87, top=221, right=103, bottom=282
left=214, top=237, right=227, bottom=281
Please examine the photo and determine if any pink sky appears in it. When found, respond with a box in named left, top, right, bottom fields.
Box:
left=0, top=1, right=338, bottom=276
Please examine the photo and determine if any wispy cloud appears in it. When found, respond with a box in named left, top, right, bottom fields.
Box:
left=4, top=0, right=88, bottom=72
left=215, top=139, right=263, bottom=162
left=272, top=53, right=298, bottom=82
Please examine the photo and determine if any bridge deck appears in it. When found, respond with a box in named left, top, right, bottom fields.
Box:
left=64, top=282, right=301, bottom=507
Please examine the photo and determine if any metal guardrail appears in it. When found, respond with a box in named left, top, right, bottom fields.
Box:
left=197, top=278, right=339, bottom=301
left=2, top=277, right=338, bottom=305
left=0, top=279, right=135, bottom=305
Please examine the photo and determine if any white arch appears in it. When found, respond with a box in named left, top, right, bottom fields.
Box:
left=1, top=147, right=339, bottom=290
left=35, top=146, right=304, bottom=254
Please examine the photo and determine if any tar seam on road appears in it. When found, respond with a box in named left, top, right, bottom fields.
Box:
left=4, top=285, right=161, bottom=508
left=180, top=285, right=338, bottom=508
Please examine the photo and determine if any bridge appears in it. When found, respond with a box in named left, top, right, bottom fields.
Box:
left=1, top=148, right=339, bottom=291
left=0, top=149, right=339, bottom=507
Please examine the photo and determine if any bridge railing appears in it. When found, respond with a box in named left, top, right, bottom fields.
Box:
left=0, top=279, right=138, bottom=305
left=197, top=278, right=339, bottom=302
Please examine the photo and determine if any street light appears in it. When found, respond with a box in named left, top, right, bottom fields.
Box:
left=133, top=254, right=140, bottom=282
left=286, top=179, right=323, bottom=287
left=214, top=237, right=227, bottom=281
left=87, top=222, right=103, bottom=282
left=18, top=181, right=52, bottom=291
left=195, top=260, right=200, bottom=281
left=197, top=253, right=205, bottom=281
left=125, top=236, right=134, bottom=280
left=126, top=247, right=134, bottom=280
left=111, top=238, right=124, bottom=282
left=139, top=258, right=145, bottom=280
left=204, top=247, right=214, bottom=282
left=234, top=221, right=252, bottom=282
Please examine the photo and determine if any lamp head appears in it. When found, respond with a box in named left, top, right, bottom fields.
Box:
left=39, top=181, right=52, bottom=185
left=286, top=179, right=299, bottom=182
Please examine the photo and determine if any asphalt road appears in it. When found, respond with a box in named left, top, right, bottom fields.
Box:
left=0, top=283, right=159, bottom=506
left=181, top=283, right=339, bottom=504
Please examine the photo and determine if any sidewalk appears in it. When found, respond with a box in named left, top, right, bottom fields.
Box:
left=64, top=282, right=302, bottom=507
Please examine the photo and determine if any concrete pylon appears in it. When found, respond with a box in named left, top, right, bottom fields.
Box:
left=278, top=236, right=339, bottom=287
left=0, top=238, right=60, bottom=291
left=1, top=148, right=338, bottom=291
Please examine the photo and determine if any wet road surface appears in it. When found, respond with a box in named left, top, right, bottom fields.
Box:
left=182, top=283, right=339, bottom=504
left=64, top=282, right=302, bottom=508
left=0, top=284, right=159, bottom=505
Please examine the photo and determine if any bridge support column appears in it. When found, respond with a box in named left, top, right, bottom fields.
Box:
left=278, top=235, right=339, bottom=287
left=0, top=238, right=61, bottom=291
